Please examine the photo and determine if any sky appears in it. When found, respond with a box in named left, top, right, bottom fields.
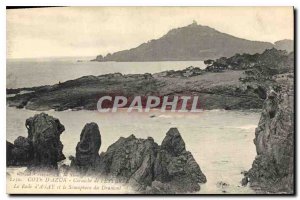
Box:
left=7, top=7, right=294, bottom=59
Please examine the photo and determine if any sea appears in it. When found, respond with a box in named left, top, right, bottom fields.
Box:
left=6, top=57, right=260, bottom=194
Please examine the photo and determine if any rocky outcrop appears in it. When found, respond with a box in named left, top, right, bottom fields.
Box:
left=148, top=128, right=207, bottom=193
left=244, top=75, right=294, bottom=194
left=68, top=126, right=206, bottom=193
left=26, top=113, right=66, bottom=169
left=154, top=66, right=203, bottom=78
left=70, top=123, right=101, bottom=172
left=7, top=113, right=205, bottom=193
left=97, top=134, right=158, bottom=190
left=204, top=48, right=292, bottom=72
left=7, top=113, right=66, bottom=170
left=93, top=128, right=206, bottom=193
left=8, top=50, right=293, bottom=112
left=6, top=137, right=33, bottom=166
left=6, top=67, right=263, bottom=111
left=203, top=49, right=294, bottom=110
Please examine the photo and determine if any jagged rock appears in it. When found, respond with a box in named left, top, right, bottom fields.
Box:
left=245, top=77, right=294, bottom=193
left=26, top=113, right=65, bottom=169
left=7, top=113, right=66, bottom=169
left=70, top=123, right=101, bottom=172
left=97, top=135, right=158, bottom=190
left=95, top=128, right=206, bottom=193
left=7, top=117, right=206, bottom=193
left=11, top=136, right=33, bottom=166
left=154, top=128, right=206, bottom=189
left=161, top=128, right=185, bottom=156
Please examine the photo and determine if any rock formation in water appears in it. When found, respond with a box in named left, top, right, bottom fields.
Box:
left=97, top=134, right=158, bottom=191
left=109, top=128, right=206, bottom=193
left=146, top=128, right=207, bottom=193
left=7, top=113, right=66, bottom=170
left=70, top=122, right=101, bottom=172
left=244, top=74, right=294, bottom=194
left=70, top=126, right=206, bottom=193
left=7, top=113, right=205, bottom=193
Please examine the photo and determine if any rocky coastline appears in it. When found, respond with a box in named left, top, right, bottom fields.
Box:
left=7, top=113, right=206, bottom=194
left=6, top=48, right=295, bottom=194
left=7, top=49, right=293, bottom=112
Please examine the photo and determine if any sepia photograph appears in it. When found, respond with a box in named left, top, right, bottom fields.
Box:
left=5, top=6, right=294, bottom=195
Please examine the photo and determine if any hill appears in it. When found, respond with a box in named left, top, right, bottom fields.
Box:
left=92, top=22, right=275, bottom=62
left=274, top=39, right=294, bottom=52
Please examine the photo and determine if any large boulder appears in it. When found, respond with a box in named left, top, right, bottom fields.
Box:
left=152, top=128, right=207, bottom=193
left=245, top=77, right=294, bottom=193
left=97, top=135, right=158, bottom=190
left=7, top=113, right=66, bottom=170
left=25, top=113, right=65, bottom=169
left=70, top=123, right=101, bottom=172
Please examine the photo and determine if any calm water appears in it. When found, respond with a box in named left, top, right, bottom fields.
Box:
left=7, top=58, right=259, bottom=194
left=7, top=107, right=260, bottom=194
left=7, top=58, right=205, bottom=88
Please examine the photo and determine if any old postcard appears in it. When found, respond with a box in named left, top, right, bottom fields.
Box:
left=6, top=6, right=294, bottom=194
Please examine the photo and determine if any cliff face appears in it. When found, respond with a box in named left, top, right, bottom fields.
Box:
left=92, top=23, right=274, bottom=62
left=245, top=74, right=294, bottom=193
